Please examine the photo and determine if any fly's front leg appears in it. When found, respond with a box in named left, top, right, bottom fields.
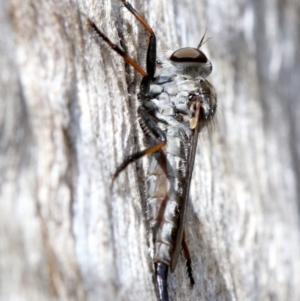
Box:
left=86, top=19, right=148, bottom=77
left=112, top=106, right=166, bottom=179
left=121, top=0, right=157, bottom=78
left=182, top=231, right=195, bottom=288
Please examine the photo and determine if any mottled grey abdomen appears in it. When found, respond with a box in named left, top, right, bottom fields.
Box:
left=146, top=126, right=190, bottom=264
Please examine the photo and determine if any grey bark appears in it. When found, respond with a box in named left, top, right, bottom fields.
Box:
left=1, top=0, right=300, bottom=301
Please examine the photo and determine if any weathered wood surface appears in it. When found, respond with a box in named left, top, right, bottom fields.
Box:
left=1, top=0, right=300, bottom=300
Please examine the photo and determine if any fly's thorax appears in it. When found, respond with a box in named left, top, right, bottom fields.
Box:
left=140, top=74, right=217, bottom=128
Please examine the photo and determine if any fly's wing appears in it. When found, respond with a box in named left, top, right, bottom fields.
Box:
left=170, top=113, right=204, bottom=273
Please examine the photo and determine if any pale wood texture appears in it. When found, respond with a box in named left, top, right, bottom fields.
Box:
left=1, top=0, right=300, bottom=301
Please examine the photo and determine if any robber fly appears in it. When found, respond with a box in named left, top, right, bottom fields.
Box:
left=87, top=1, right=217, bottom=300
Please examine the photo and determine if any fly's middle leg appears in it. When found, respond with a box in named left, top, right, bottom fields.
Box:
left=112, top=106, right=166, bottom=179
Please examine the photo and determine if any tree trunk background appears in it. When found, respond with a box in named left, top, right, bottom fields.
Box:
left=1, top=0, right=300, bottom=301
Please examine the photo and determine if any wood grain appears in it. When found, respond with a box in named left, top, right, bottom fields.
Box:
left=1, top=0, right=299, bottom=300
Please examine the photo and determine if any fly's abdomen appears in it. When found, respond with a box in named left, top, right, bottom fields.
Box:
left=146, top=128, right=189, bottom=265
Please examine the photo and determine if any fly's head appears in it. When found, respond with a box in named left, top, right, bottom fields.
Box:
left=169, top=47, right=212, bottom=78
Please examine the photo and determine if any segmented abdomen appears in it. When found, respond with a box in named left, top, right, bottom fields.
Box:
left=146, top=125, right=190, bottom=265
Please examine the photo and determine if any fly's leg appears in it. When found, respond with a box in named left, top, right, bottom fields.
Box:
left=112, top=140, right=165, bottom=180
left=155, top=262, right=169, bottom=301
left=182, top=231, right=195, bottom=288
left=121, top=0, right=156, bottom=78
left=112, top=106, right=166, bottom=179
left=87, top=19, right=148, bottom=77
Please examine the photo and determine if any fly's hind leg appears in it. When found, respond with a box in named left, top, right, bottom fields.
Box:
left=112, top=106, right=166, bottom=180
left=182, top=231, right=195, bottom=288
left=113, top=107, right=169, bottom=301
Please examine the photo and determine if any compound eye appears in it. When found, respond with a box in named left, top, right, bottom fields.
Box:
left=170, top=47, right=208, bottom=63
